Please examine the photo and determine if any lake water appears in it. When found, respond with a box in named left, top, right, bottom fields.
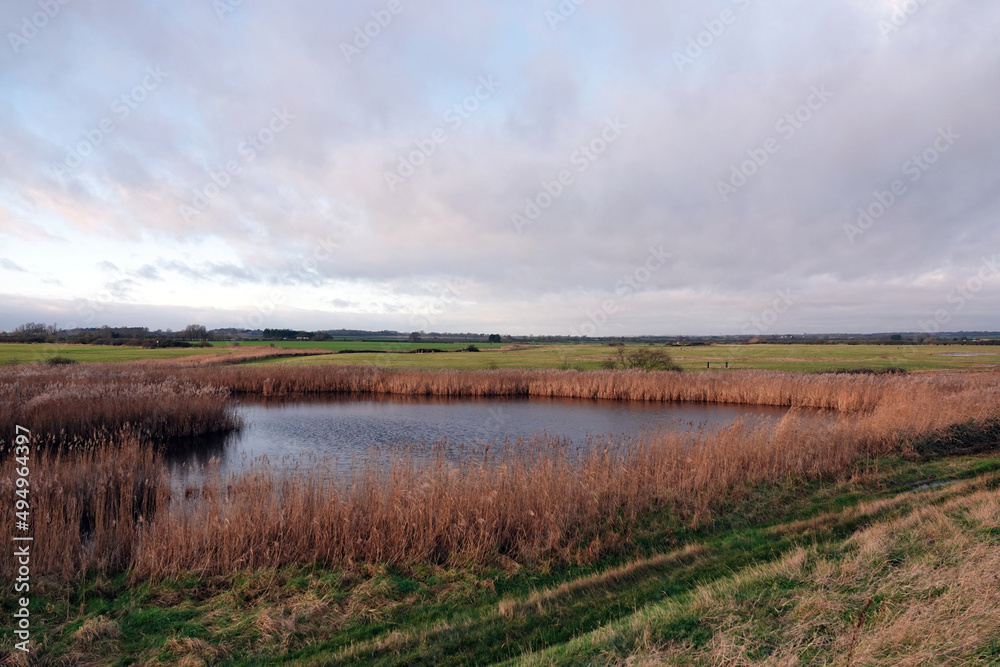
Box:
left=165, top=395, right=795, bottom=479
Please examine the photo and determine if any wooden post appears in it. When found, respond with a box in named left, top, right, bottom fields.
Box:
left=707, top=362, right=710, bottom=369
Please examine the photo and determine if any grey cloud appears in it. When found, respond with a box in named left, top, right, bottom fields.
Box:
left=135, top=264, right=162, bottom=281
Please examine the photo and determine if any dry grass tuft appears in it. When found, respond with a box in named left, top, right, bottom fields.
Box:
left=163, top=636, right=229, bottom=665
left=73, top=615, right=122, bottom=644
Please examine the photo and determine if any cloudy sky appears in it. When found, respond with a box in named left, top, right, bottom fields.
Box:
left=1, top=0, right=998, bottom=335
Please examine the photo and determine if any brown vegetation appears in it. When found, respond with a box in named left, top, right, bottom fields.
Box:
left=146, top=346, right=332, bottom=367
left=176, top=363, right=904, bottom=410
left=0, top=364, right=239, bottom=446
left=1, top=360, right=930, bottom=448
left=2, top=361, right=998, bottom=583
left=1, top=435, right=164, bottom=580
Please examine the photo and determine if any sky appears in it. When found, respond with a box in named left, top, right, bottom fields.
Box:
left=1, top=0, right=998, bottom=336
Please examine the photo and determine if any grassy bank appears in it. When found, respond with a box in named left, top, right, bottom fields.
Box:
left=9, top=452, right=1000, bottom=665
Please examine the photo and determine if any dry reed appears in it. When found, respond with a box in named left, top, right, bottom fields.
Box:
left=179, top=364, right=895, bottom=410
left=0, top=364, right=239, bottom=447
left=2, top=362, right=999, bottom=583
left=0, top=433, right=165, bottom=580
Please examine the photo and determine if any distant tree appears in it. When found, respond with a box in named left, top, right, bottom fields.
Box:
left=409, top=331, right=422, bottom=343
left=488, top=334, right=502, bottom=344
left=182, top=324, right=209, bottom=340
left=263, top=328, right=298, bottom=340
left=14, top=322, right=54, bottom=335
left=890, top=334, right=903, bottom=341
left=312, top=331, right=331, bottom=341
left=604, top=346, right=682, bottom=372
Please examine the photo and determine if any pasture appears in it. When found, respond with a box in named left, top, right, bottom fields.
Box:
left=3, top=341, right=1000, bottom=372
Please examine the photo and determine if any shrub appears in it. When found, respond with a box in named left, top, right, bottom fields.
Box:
left=605, top=346, right=682, bottom=372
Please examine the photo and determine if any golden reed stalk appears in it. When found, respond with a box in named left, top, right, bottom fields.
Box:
left=2, top=363, right=998, bottom=582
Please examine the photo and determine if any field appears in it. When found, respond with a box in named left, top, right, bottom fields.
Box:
left=264, top=342, right=1000, bottom=372
left=0, top=343, right=226, bottom=365
left=3, top=341, right=1000, bottom=372
left=2, top=348, right=1000, bottom=664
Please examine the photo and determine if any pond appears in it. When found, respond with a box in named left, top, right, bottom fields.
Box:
left=165, top=394, right=799, bottom=479
left=938, top=353, right=991, bottom=357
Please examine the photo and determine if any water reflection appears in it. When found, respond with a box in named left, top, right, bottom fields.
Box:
left=164, top=394, right=802, bottom=481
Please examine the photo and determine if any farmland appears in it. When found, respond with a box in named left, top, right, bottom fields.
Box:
left=2, top=341, right=1000, bottom=372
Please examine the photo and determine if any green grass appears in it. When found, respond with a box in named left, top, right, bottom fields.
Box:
left=15, top=452, right=1000, bottom=665
left=0, top=343, right=224, bottom=364
left=268, top=343, right=1000, bottom=373
left=3, top=342, right=998, bottom=372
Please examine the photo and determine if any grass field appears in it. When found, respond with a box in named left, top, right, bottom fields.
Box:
left=20, top=452, right=1000, bottom=665
left=4, top=342, right=999, bottom=372
left=257, top=342, right=1000, bottom=373
left=0, top=343, right=226, bottom=365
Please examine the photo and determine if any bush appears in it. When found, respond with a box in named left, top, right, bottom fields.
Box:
left=44, top=356, right=77, bottom=365
left=826, top=367, right=908, bottom=376
left=605, top=346, right=682, bottom=371
left=466, top=344, right=480, bottom=352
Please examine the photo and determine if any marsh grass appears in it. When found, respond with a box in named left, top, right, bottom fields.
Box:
left=0, top=434, right=165, bottom=580
left=182, top=364, right=894, bottom=409
left=3, top=366, right=999, bottom=586
left=0, top=364, right=240, bottom=448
